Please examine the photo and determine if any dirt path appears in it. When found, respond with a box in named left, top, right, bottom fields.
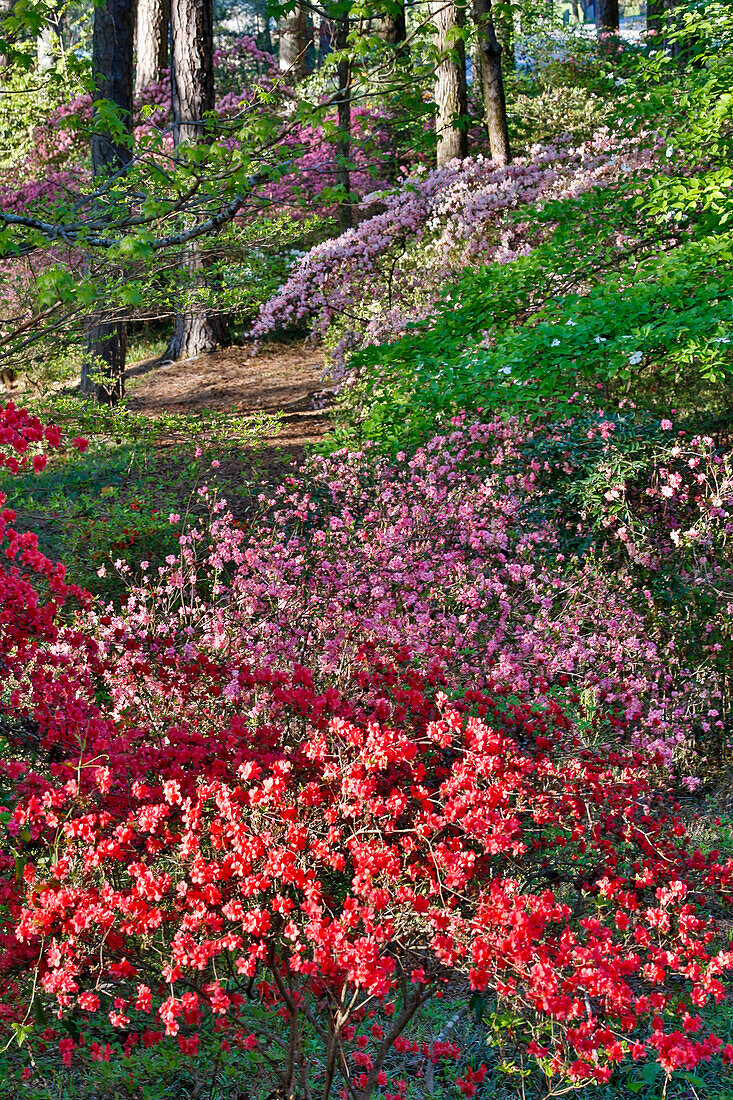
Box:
left=125, top=341, right=333, bottom=467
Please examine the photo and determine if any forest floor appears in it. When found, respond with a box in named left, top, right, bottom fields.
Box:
left=126, top=339, right=333, bottom=469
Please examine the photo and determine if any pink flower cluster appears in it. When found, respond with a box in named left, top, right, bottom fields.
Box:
left=91, top=412, right=730, bottom=772
left=252, top=130, right=665, bottom=375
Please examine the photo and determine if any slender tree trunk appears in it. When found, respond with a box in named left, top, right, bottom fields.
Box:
left=431, top=0, right=468, bottom=167
left=648, top=0, right=696, bottom=60
left=473, top=0, right=510, bottom=163
left=135, top=0, right=170, bottom=94
left=37, top=3, right=65, bottom=73
left=595, top=0, right=619, bottom=31
left=318, top=15, right=334, bottom=64
left=278, top=4, right=308, bottom=76
left=0, top=0, right=16, bottom=75
left=166, top=0, right=229, bottom=360
left=493, top=0, right=514, bottom=68
left=376, top=1, right=408, bottom=180
left=647, top=0, right=663, bottom=36
left=254, top=0, right=272, bottom=54
left=334, top=14, right=352, bottom=230
left=83, top=0, right=135, bottom=404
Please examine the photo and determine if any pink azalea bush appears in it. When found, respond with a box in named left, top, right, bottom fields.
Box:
left=252, top=130, right=668, bottom=375
left=87, top=410, right=732, bottom=773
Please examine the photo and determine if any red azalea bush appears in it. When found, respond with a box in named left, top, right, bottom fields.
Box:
left=4, top=648, right=733, bottom=1093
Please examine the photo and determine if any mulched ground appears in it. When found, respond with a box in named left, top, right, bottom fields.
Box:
left=125, top=340, right=334, bottom=468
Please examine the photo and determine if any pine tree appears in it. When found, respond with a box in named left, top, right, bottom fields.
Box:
left=432, top=0, right=468, bottom=167
left=82, top=0, right=135, bottom=404
left=166, top=0, right=229, bottom=360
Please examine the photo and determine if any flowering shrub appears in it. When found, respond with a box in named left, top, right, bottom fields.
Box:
left=92, top=412, right=730, bottom=773
left=5, top=632, right=733, bottom=1092
left=2, top=401, right=733, bottom=1093
left=252, top=130, right=666, bottom=374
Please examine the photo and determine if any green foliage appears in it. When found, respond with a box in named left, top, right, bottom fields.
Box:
left=0, top=395, right=279, bottom=597
left=338, top=217, right=733, bottom=452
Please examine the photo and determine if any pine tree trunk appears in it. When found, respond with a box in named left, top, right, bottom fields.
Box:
left=135, top=0, right=170, bottom=95
left=596, top=0, right=619, bottom=31
left=431, top=0, right=468, bottom=167
left=83, top=0, right=135, bottom=404
left=334, top=14, right=352, bottom=231
left=278, top=4, right=308, bottom=76
left=166, top=0, right=229, bottom=361
left=473, top=0, right=510, bottom=163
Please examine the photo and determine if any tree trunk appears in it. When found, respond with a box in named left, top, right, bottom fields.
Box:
left=81, top=320, right=127, bottom=403
left=0, top=0, right=16, bottom=75
left=431, top=0, right=468, bottom=167
left=493, top=0, right=514, bottom=68
left=318, top=15, right=334, bottom=65
left=334, top=14, right=352, bottom=231
left=254, top=0, right=272, bottom=55
left=278, top=4, right=308, bottom=76
left=473, top=0, right=510, bottom=163
left=647, top=0, right=695, bottom=60
left=37, top=3, right=65, bottom=73
left=647, top=0, right=663, bottom=36
left=166, top=0, right=229, bottom=360
left=83, top=0, right=135, bottom=404
left=91, top=0, right=135, bottom=175
left=596, top=0, right=619, bottom=31
left=135, top=0, right=170, bottom=95
left=374, top=1, right=407, bottom=44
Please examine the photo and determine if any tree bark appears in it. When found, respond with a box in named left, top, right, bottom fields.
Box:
left=493, top=0, right=514, bottom=68
left=374, top=1, right=407, bottom=44
left=91, top=0, right=135, bottom=175
left=334, top=13, right=352, bottom=231
left=595, top=0, right=619, bottom=31
left=278, top=4, right=309, bottom=76
left=647, top=0, right=663, bottom=36
left=473, top=0, right=510, bottom=163
left=37, top=3, right=65, bottom=73
left=83, top=0, right=135, bottom=404
left=647, top=0, right=695, bottom=60
left=254, top=0, right=273, bottom=55
left=318, top=15, right=334, bottom=65
left=135, top=0, right=170, bottom=95
left=0, top=0, right=16, bottom=76
left=431, top=0, right=468, bottom=167
left=166, top=0, right=229, bottom=360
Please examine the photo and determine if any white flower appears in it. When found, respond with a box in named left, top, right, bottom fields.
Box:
left=500, top=366, right=512, bottom=375
left=593, top=336, right=607, bottom=344
left=551, top=338, right=561, bottom=347
left=665, top=145, right=674, bottom=158
left=629, top=351, right=643, bottom=365
left=565, top=319, right=577, bottom=326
